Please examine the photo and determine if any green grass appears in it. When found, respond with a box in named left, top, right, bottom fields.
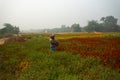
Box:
left=104, top=33, right=120, bottom=38
left=0, top=33, right=120, bottom=80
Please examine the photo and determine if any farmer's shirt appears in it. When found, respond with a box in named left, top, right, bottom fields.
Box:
left=50, top=39, right=56, bottom=48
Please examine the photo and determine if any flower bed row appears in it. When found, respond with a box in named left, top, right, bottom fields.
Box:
left=57, top=37, right=120, bottom=69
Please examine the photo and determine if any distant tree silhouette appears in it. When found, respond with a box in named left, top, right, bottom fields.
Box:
left=100, top=16, right=119, bottom=32
left=71, top=23, right=81, bottom=32
left=0, top=23, right=20, bottom=36
left=84, top=16, right=120, bottom=32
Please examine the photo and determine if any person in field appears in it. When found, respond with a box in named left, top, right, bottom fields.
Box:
left=50, top=34, right=59, bottom=51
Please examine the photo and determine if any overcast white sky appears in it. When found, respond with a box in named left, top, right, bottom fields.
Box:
left=0, top=0, right=120, bottom=30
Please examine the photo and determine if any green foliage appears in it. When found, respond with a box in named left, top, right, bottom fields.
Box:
left=71, top=23, right=81, bottom=32
left=0, top=23, right=20, bottom=36
left=100, top=16, right=119, bottom=32
left=84, top=16, right=120, bottom=32
left=103, top=33, right=120, bottom=38
left=0, top=34, right=120, bottom=80
left=101, top=16, right=118, bottom=25
left=84, top=20, right=102, bottom=32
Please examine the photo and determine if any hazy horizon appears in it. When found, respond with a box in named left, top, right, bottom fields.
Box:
left=0, top=0, right=120, bottom=30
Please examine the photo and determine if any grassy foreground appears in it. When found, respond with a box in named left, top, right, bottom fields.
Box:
left=0, top=33, right=120, bottom=80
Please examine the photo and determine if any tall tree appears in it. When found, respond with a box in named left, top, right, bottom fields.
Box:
left=84, top=20, right=102, bottom=32
left=100, top=16, right=118, bottom=32
left=71, top=23, right=81, bottom=32
left=4, top=23, right=15, bottom=33
left=0, top=23, right=20, bottom=35
left=14, top=26, right=20, bottom=34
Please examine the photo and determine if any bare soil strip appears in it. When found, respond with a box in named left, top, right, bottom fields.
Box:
left=0, top=38, right=8, bottom=45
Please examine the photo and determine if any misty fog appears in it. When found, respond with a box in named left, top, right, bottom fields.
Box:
left=0, top=0, right=120, bottom=30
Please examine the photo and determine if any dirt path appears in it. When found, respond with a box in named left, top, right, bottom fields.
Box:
left=0, top=38, right=8, bottom=45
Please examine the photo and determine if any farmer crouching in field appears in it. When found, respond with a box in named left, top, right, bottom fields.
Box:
left=50, top=34, right=59, bottom=51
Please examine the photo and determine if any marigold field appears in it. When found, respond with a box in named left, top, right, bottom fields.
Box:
left=0, top=32, right=120, bottom=80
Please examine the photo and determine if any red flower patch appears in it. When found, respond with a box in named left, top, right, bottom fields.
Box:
left=5, top=37, right=26, bottom=44
left=57, top=37, right=120, bottom=69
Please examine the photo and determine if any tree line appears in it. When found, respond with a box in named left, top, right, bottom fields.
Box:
left=42, top=16, right=120, bottom=33
left=42, top=23, right=82, bottom=33
left=0, top=15, right=120, bottom=35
